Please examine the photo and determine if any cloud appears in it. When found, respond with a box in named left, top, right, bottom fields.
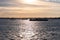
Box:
left=0, top=0, right=18, bottom=7
left=0, top=0, right=60, bottom=18
left=42, top=0, right=60, bottom=3
left=0, top=0, right=60, bottom=7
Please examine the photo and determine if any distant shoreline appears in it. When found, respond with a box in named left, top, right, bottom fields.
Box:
left=0, top=17, right=60, bottom=19
left=0, top=18, right=60, bottom=21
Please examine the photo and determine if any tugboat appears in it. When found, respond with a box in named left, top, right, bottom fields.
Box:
left=30, top=18, right=48, bottom=21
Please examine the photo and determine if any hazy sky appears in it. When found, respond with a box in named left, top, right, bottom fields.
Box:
left=0, top=0, right=60, bottom=18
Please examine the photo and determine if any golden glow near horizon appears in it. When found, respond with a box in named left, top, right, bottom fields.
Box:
left=0, top=0, right=60, bottom=18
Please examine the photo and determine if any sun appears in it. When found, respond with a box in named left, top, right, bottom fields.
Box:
left=21, top=0, right=37, bottom=4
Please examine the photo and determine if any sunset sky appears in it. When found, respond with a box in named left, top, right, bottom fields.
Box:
left=0, top=0, right=60, bottom=18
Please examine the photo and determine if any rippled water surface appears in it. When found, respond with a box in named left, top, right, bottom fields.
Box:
left=0, top=19, right=60, bottom=40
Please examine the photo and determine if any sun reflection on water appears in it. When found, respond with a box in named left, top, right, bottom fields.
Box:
left=19, top=19, right=38, bottom=40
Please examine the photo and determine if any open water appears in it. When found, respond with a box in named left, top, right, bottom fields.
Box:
left=0, top=18, right=60, bottom=40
